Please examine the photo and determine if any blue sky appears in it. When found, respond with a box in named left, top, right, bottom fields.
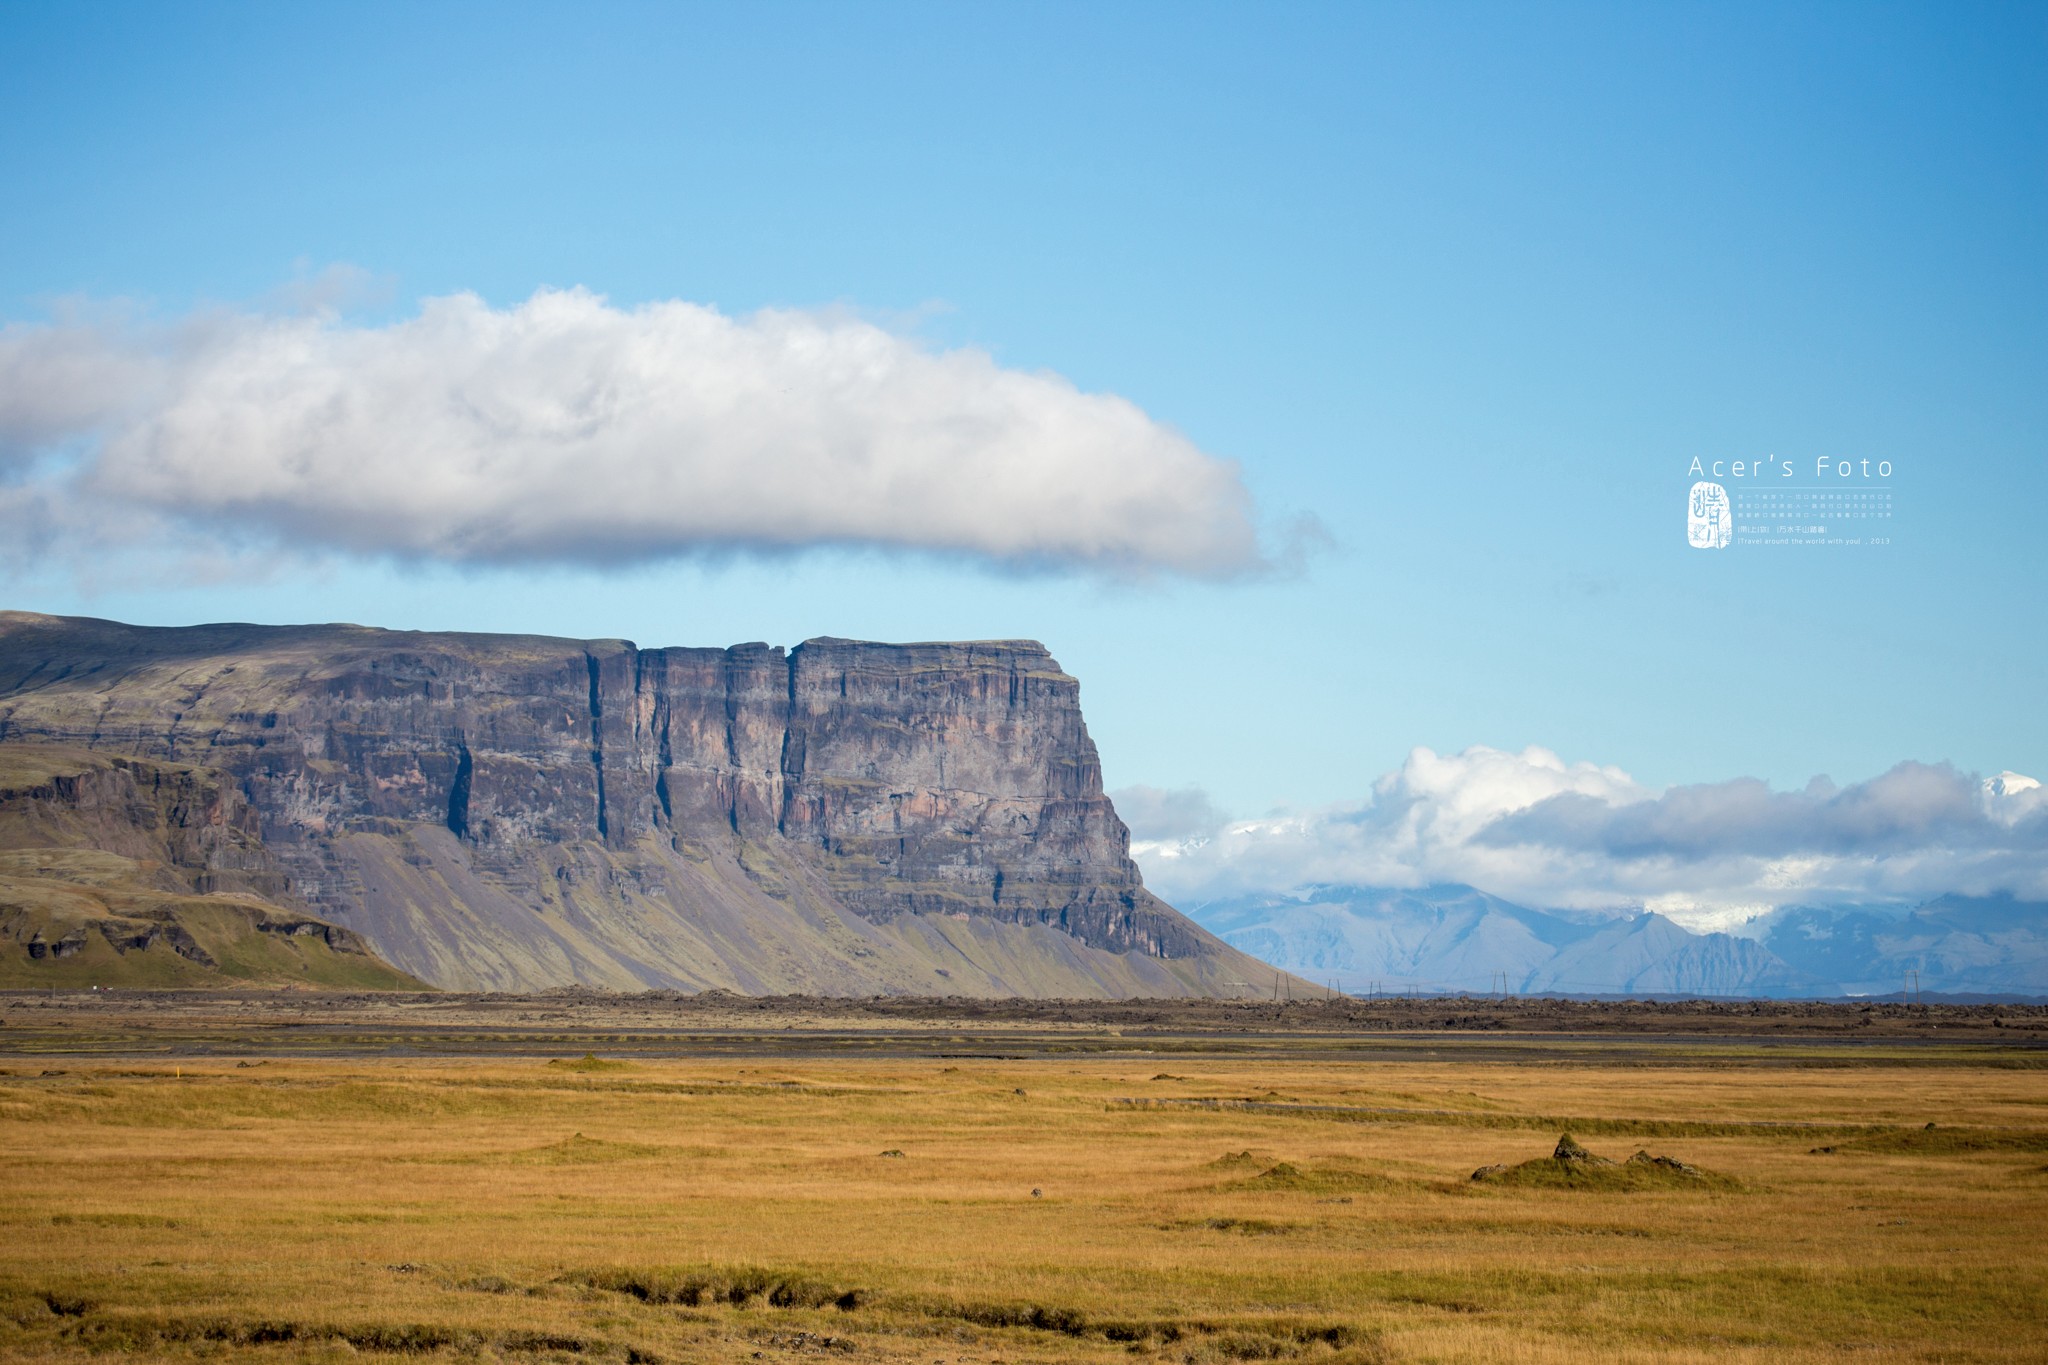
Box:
left=2, top=1, right=2043, bottom=903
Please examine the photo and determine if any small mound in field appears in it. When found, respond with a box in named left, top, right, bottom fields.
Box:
left=1470, top=1133, right=1737, bottom=1191
left=508, top=1133, right=663, bottom=1165
left=1208, top=1150, right=1266, bottom=1170
left=1248, top=1161, right=1317, bottom=1188
left=1235, top=1159, right=1395, bottom=1195
left=1167, top=1216, right=1301, bottom=1236
left=547, top=1053, right=633, bottom=1073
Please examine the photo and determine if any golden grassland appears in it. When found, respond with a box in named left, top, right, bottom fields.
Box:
left=3, top=1044, right=2046, bottom=1364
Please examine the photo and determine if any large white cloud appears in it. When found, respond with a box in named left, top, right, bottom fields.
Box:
left=0, top=287, right=1268, bottom=577
left=1121, top=747, right=2048, bottom=930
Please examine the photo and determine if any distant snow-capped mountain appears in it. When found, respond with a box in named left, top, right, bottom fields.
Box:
left=1758, top=893, right=2048, bottom=997
left=1186, top=884, right=2047, bottom=998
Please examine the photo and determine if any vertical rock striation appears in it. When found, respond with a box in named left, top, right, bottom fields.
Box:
left=0, top=612, right=1270, bottom=995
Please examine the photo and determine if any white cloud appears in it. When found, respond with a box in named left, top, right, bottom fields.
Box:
left=0, top=286, right=1273, bottom=578
left=1131, top=745, right=2048, bottom=929
left=1108, top=784, right=1232, bottom=843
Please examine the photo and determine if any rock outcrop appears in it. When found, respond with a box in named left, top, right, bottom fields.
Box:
left=0, top=743, right=424, bottom=989
left=1469, top=1133, right=1733, bottom=1189
left=0, top=740, right=288, bottom=899
left=0, top=612, right=1279, bottom=996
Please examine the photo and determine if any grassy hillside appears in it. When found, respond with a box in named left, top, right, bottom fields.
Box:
left=0, top=850, right=426, bottom=989
left=0, top=744, right=426, bottom=990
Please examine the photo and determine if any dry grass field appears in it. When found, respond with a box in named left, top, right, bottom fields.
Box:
left=2, top=997, right=2045, bottom=1364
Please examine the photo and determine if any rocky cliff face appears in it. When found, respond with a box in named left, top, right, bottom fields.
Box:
left=0, top=740, right=284, bottom=899
left=0, top=612, right=1272, bottom=996
left=0, top=743, right=423, bottom=989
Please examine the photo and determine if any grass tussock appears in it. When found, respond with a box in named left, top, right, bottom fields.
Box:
left=568, top=1264, right=864, bottom=1310
left=500, top=1133, right=666, bottom=1165
left=1166, top=1216, right=1305, bottom=1236
left=892, top=1294, right=1378, bottom=1361
left=1231, top=1159, right=1399, bottom=1195
left=546, top=1053, right=635, bottom=1073
left=51, top=1309, right=629, bottom=1359
left=1209, top=1148, right=1271, bottom=1170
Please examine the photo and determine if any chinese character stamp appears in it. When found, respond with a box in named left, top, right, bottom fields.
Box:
left=1687, top=480, right=1731, bottom=549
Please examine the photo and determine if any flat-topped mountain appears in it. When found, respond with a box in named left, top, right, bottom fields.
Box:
left=0, top=612, right=1281, bottom=996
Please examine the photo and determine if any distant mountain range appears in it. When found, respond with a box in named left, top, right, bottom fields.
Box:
left=1185, top=884, right=2048, bottom=999
left=1762, top=894, right=2048, bottom=998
